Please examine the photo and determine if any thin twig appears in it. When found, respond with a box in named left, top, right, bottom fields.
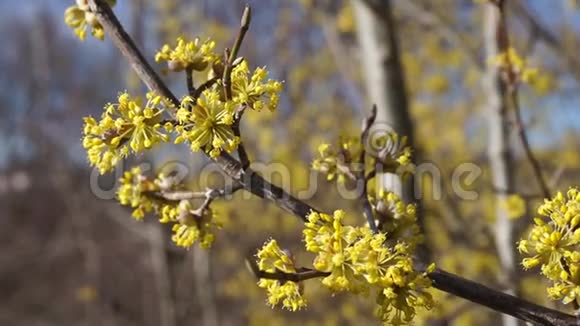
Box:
left=492, top=0, right=551, bottom=200
left=192, top=76, right=219, bottom=101
left=510, top=90, right=551, bottom=199
left=510, top=0, right=580, bottom=80
left=246, top=255, right=330, bottom=283
left=223, top=5, right=251, bottom=100
left=185, top=66, right=195, bottom=95
left=233, top=107, right=250, bottom=169
left=223, top=5, right=252, bottom=170
left=149, top=183, right=243, bottom=202
left=87, top=0, right=179, bottom=107
left=360, top=105, right=378, bottom=233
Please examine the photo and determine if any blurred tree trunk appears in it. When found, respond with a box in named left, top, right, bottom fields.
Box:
left=482, top=3, right=519, bottom=326
left=148, top=226, right=177, bottom=326
left=351, top=0, right=429, bottom=262
left=193, top=247, right=219, bottom=326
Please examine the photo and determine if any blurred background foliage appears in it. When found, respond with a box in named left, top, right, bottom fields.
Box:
left=2, top=0, right=580, bottom=325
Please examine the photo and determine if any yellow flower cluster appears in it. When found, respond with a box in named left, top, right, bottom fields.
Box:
left=82, top=92, right=171, bottom=174
left=312, top=131, right=413, bottom=183
left=155, top=36, right=219, bottom=72
left=518, top=188, right=580, bottom=305
left=117, top=166, right=159, bottom=220
left=304, top=209, right=433, bottom=325
left=490, top=47, right=539, bottom=84
left=312, top=136, right=362, bottom=183
left=167, top=200, right=220, bottom=249
left=230, top=60, right=283, bottom=111
left=373, top=190, right=422, bottom=248
left=116, top=167, right=220, bottom=249
left=64, top=0, right=116, bottom=41
left=175, top=90, right=240, bottom=158
left=256, top=240, right=307, bottom=311
left=372, top=132, right=413, bottom=173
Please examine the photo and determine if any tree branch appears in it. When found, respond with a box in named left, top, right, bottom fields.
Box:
left=510, top=0, right=580, bottom=80
left=185, top=66, right=195, bottom=96
left=223, top=5, right=251, bottom=100
left=510, top=89, right=551, bottom=199
left=246, top=256, right=331, bottom=283
left=87, top=0, right=180, bottom=107
left=360, top=105, right=378, bottom=233
left=427, top=268, right=578, bottom=326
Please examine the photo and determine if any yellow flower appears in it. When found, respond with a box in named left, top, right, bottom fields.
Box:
left=116, top=167, right=159, bottom=220
left=303, top=210, right=433, bottom=323
left=115, top=166, right=221, bottom=249
left=175, top=90, right=239, bottom=158
left=256, top=239, right=307, bottom=311
left=373, top=191, right=422, bottom=249
left=155, top=36, right=218, bottom=72
left=231, top=60, right=283, bottom=111
left=501, top=194, right=526, bottom=219
left=171, top=200, right=220, bottom=249
left=82, top=92, right=171, bottom=174
left=64, top=0, right=116, bottom=41
left=311, top=137, right=362, bottom=183
left=518, top=188, right=580, bottom=306
left=490, top=47, right=539, bottom=85
left=372, top=132, right=413, bottom=173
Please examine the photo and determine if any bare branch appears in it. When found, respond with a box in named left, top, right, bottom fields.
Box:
left=360, top=105, right=378, bottom=233
left=87, top=0, right=179, bottom=107
left=510, top=91, right=551, bottom=199
left=510, top=0, right=580, bottom=80
left=192, top=76, right=219, bottom=102
left=246, top=256, right=330, bottom=283
left=427, top=267, right=578, bottom=326
left=185, top=66, right=195, bottom=95
left=233, top=107, right=250, bottom=170
left=223, top=5, right=251, bottom=100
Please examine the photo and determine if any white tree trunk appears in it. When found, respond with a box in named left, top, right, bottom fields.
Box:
left=482, top=3, right=519, bottom=326
left=351, top=0, right=428, bottom=262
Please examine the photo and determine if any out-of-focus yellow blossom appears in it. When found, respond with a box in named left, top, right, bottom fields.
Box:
left=375, top=265, right=435, bottom=325
left=424, top=74, right=449, bottom=94
left=501, top=194, right=526, bottom=219
left=117, top=168, right=220, bottom=249
left=64, top=0, right=116, bottom=41
left=155, top=36, right=219, bottom=72
left=256, top=239, right=307, bottom=311
left=371, top=132, right=413, bottom=173
left=82, top=92, right=171, bottom=174
left=303, top=210, right=433, bottom=325
left=311, top=137, right=362, bottom=183
left=117, top=167, right=159, bottom=220
left=518, top=188, right=580, bottom=306
left=175, top=90, right=239, bottom=158
left=490, top=47, right=539, bottom=84
left=76, top=284, right=98, bottom=303
left=231, top=60, right=283, bottom=111
left=373, top=191, right=422, bottom=249
left=171, top=200, right=220, bottom=249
